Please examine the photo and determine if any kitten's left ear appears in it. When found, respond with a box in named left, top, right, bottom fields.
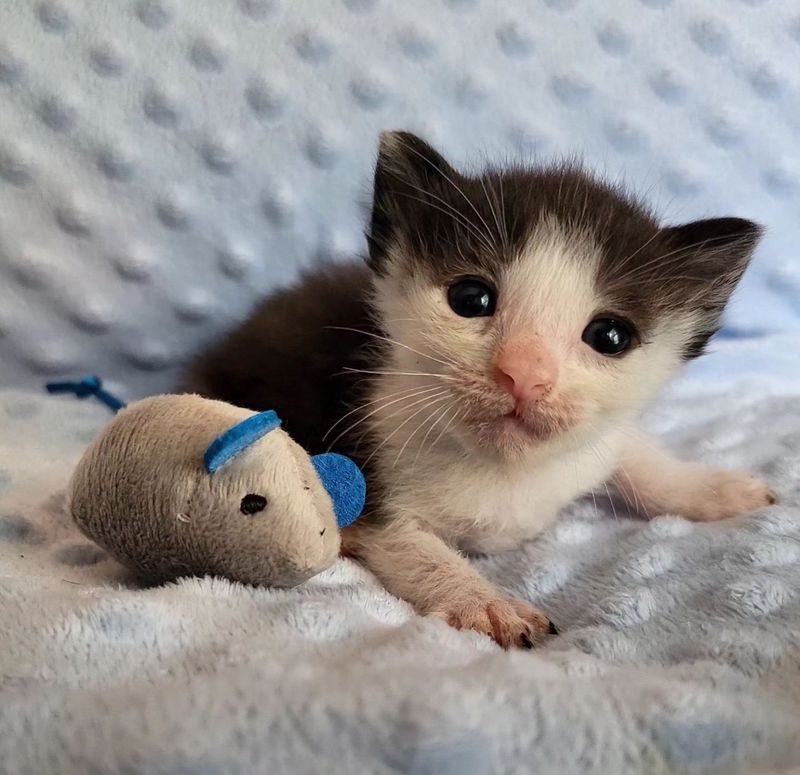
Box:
left=661, top=217, right=762, bottom=263
left=660, top=216, right=761, bottom=296
left=660, top=217, right=762, bottom=356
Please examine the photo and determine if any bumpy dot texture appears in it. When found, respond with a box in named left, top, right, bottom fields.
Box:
left=0, top=1, right=799, bottom=394
left=2, top=350, right=800, bottom=772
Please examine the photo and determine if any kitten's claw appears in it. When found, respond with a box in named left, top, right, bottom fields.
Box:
left=520, top=633, right=534, bottom=649
left=433, top=596, right=554, bottom=649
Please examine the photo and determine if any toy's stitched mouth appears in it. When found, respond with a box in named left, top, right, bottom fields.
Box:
left=319, top=528, right=326, bottom=536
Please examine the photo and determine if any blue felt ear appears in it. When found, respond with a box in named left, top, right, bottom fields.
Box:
left=204, top=410, right=281, bottom=474
left=311, top=453, right=366, bottom=528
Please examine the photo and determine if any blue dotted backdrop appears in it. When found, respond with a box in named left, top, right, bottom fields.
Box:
left=0, top=0, right=798, bottom=396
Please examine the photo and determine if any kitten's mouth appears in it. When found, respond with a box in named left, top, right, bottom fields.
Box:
left=451, top=376, right=577, bottom=451
left=499, top=408, right=556, bottom=441
left=456, top=405, right=573, bottom=455
left=484, top=401, right=578, bottom=448
left=501, top=409, right=537, bottom=437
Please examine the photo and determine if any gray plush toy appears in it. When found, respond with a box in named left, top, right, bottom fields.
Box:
left=66, top=392, right=366, bottom=588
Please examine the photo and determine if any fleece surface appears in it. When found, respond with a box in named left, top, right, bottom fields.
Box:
left=1, top=336, right=800, bottom=775
left=2, top=0, right=800, bottom=397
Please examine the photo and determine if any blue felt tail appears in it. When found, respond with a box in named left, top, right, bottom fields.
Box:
left=45, top=376, right=127, bottom=413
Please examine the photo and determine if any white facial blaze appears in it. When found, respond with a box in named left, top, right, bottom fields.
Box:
left=369, top=219, right=690, bottom=466
left=498, top=220, right=602, bottom=354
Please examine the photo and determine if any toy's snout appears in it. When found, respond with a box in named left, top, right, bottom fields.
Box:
left=191, top=466, right=342, bottom=588
left=257, top=531, right=337, bottom=588
left=196, top=410, right=365, bottom=588
left=270, top=527, right=340, bottom=587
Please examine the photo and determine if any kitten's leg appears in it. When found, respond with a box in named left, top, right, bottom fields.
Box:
left=343, top=520, right=556, bottom=648
left=613, top=430, right=776, bottom=522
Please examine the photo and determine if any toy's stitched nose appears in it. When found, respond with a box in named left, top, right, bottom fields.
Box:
left=494, top=339, right=558, bottom=404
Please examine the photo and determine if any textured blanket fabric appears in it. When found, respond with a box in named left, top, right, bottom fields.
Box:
left=1, top=337, right=800, bottom=775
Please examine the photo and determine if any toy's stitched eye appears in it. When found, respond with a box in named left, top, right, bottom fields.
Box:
left=582, top=317, right=636, bottom=356
left=447, top=277, right=496, bottom=318
left=240, top=493, right=267, bottom=515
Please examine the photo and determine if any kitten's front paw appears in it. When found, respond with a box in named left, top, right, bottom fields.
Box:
left=681, top=469, right=777, bottom=522
left=432, top=596, right=557, bottom=649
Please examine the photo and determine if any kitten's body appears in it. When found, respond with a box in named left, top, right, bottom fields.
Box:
left=185, top=262, right=376, bottom=457
left=370, top=422, right=622, bottom=555
left=187, top=259, right=621, bottom=552
left=185, top=132, right=775, bottom=647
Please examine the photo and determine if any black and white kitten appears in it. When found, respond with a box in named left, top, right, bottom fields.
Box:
left=185, top=131, right=774, bottom=648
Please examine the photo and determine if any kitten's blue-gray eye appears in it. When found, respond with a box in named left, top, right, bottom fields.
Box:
left=447, top=278, right=496, bottom=318
left=582, top=318, right=634, bottom=355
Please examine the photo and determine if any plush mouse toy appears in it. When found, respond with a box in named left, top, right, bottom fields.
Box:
left=59, top=383, right=366, bottom=588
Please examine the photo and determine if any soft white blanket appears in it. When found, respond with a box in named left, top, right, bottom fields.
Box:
left=1, top=336, right=800, bottom=775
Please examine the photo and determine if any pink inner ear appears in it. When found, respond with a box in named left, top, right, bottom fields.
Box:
left=494, top=337, right=558, bottom=404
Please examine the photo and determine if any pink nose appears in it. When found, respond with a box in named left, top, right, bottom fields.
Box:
left=494, top=339, right=558, bottom=404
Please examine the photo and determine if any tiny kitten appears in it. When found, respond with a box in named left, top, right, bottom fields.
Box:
left=184, top=131, right=775, bottom=648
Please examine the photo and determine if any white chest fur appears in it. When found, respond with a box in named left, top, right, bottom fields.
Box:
left=378, top=432, right=623, bottom=554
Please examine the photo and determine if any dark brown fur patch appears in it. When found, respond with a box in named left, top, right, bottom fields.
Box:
left=369, top=131, right=761, bottom=357
left=182, top=262, right=378, bottom=455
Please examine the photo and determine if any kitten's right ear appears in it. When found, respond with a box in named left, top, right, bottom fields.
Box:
left=366, top=131, right=457, bottom=274
left=374, top=131, right=455, bottom=187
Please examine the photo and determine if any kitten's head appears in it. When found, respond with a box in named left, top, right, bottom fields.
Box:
left=366, top=131, right=761, bottom=461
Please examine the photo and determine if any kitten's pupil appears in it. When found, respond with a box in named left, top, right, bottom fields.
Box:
left=582, top=318, right=633, bottom=355
left=240, top=493, right=268, bottom=515
left=447, top=278, right=496, bottom=318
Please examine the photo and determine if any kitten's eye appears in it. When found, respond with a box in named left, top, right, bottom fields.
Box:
left=447, top=277, right=496, bottom=318
left=582, top=318, right=634, bottom=356
left=240, top=493, right=268, bottom=515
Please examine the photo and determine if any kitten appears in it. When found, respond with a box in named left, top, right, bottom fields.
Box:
left=184, top=131, right=775, bottom=648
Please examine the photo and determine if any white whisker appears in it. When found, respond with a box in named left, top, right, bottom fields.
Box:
left=326, top=386, right=448, bottom=450
left=397, top=137, right=498, bottom=252
left=393, top=399, right=454, bottom=469
left=412, top=401, right=455, bottom=470
left=340, top=367, right=457, bottom=381
left=604, top=481, right=618, bottom=521
left=607, top=232, right=754, bottom=288
left=479, top=175, right=505, bottom=252
left=364, top=393, right=451, bottom=468
left=324, top=325, right=456, bottom=369
left=323, top=383, right=440, bottom=442
left=427, top=404, right=462, bottom=453
left=396, top=181, right=496, bottom=254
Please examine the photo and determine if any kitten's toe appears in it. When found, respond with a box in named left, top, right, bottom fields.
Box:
left=683, top=469, right=776, bottom=522
left=434, top=596, right=554, bottom=649
left=508, top=599, right=557, bottom=645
